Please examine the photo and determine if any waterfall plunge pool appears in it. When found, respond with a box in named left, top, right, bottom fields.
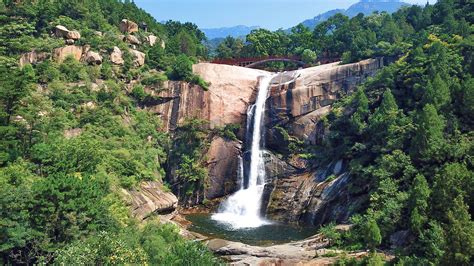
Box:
left=186, top=213, right=317, bottom=246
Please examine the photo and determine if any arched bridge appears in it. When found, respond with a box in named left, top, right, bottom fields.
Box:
left=210, top=56, right=340, bottom=68
left=211, top=56, right=306, bottom=68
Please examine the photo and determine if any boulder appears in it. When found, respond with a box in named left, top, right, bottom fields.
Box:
left=64, top=128, right=83, bottom=139
left=66, top=30, right=81, bottom=40
left=19, top=51, right=49, bottom=67
left=125, top=34, right=141, bottom=45
left=65, top=39, right=74, bottom=45
left=85, top=51, right=103, bottom=65
left=119, top=19, right=138, bottom=33
left=94, top=31, right=103, bottom=36
left=110, top=46, right=124, bottom=65
left=54, top=25, right=69, bottom=38
left=53, top=45, right=83, bottom=62
left=130, top=49, right=145, bottom=67
left=121, top=181, right=179, bottom=220
left=147, top=35, right=157, bottom=46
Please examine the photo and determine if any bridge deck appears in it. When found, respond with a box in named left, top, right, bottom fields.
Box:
left=210, top=56, right=339, bottom=68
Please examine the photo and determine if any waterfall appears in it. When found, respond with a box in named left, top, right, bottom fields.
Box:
left=212, top=74, right=273, bottom=229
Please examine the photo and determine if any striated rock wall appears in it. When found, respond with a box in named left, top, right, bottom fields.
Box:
left=268, top=58, right=384, bottom=120
left=147, top=63, right=268, bottom=132
left=205, top=137, right=242, bottom=200
left=265, top=160, right=368, bottom=226
left=267, top=58, right=384, bottom=145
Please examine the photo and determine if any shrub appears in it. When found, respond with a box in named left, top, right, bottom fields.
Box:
left=131, top=85, right=147, bottom=102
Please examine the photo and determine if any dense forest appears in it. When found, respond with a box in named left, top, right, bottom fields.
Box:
left=0, top=0, right=218, bottom=264
left=0, top=0, right=473, bottom=265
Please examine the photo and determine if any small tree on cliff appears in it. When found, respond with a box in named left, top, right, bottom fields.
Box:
left=364, top=218, right=382, bottom=251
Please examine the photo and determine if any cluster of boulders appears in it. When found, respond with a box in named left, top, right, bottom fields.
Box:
left=20, top=19, right=162, bottom=68
left=119, top=19, right=164, bottom=49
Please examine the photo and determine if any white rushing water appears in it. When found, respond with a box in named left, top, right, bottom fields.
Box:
left=212, top=74, right=274, bottom=229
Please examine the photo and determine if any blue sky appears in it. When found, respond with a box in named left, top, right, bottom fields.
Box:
left=134, top=0, right=434, bottom=30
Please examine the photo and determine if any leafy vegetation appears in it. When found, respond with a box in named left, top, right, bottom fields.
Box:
left=310, top=1, right=474, bottom=264
left=0, top=0, right=214, bottom=264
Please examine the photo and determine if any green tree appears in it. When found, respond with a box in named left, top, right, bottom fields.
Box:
left=407, top=174, right=430, bottom=234
left=410, top=104, right=445, bottom=162
left=422, top=74, right=451, bottom=110
left=443, top=196, right=474, bottom=265
left=363, top=218, right=382, bottom=251
left=301, top=49, right=317, bottom=64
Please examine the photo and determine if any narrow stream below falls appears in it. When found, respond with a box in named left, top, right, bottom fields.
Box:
left=187, top=213, right=317, bottom=246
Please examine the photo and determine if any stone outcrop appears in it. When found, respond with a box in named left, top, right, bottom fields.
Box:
left=119, top=19, right=138, bottom=33
left=19, top=51, right=49, bottom=67
left=53, top=45, right=83, bottom=62
left=110, top=46, right=124, bottom=65
left=204, top=137, right=242, bottom=200
left=130, top=49, right=145, bottom=67
left=121, top=181, right=179, bottom=220
left=84, top=51, right=102, bottom=65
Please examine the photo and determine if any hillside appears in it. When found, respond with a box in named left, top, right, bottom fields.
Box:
left=202, top=25, right=259, bottom=39
left=296, top=0, right=410, bottom=30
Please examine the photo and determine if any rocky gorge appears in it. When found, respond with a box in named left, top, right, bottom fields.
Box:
left=129, top=58, right=385, bottom=227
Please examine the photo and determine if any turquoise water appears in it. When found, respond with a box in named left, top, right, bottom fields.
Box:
left=186, top=213, right=317, bottom=246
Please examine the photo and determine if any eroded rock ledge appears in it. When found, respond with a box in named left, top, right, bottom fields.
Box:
left=121, top=181, right=178, bottom=220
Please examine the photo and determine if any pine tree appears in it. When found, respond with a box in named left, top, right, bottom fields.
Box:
left=408, top=174, right=430, bottom=234
left=443, top=196, right=474, bottom=265
left=422, top=74, right=451, bottom=110
left=410, top=104, right=445, bottom=162
left=364, top=218, right=382, bottom=251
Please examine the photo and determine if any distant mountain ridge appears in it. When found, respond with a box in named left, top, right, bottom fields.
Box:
left=296, top=0, right=410, bottom=30
left=202, top=25, right=259, bottom=40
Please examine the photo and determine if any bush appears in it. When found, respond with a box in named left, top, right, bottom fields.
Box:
left=168, top=54, right=193, bottom=80
left=141, top=72, right=167, bottom=86
left=59, top=56, right=88, bottom=82
left=131, top=85, right=147, bottom=102
left=320, top=222, right=342, bottom=247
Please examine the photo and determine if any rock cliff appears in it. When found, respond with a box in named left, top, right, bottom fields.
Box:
left=144, top=60, right=384, bottom=215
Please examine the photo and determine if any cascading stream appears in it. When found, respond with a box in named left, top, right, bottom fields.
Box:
left=211, top=74, right=274, bottom=229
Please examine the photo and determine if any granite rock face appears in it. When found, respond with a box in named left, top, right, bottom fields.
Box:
left=148, top=63, right=268, bottom=131
left=265, top=161, right=368, bottom=226
left=121, top=181, right=178, bottom=220
left=53, top=45, right=83, bottom=62
left=204, top=137, right=242, bottom=200
left=268, top=58, right=384, bottom=121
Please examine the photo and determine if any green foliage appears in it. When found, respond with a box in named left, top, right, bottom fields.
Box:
left=215, top=124, right=240, bottom=141
left=301, top=49, right=317, bottom=64
left=363, top=219, right=382, bottom=251
left=319, top=223, right=342, bottom=247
